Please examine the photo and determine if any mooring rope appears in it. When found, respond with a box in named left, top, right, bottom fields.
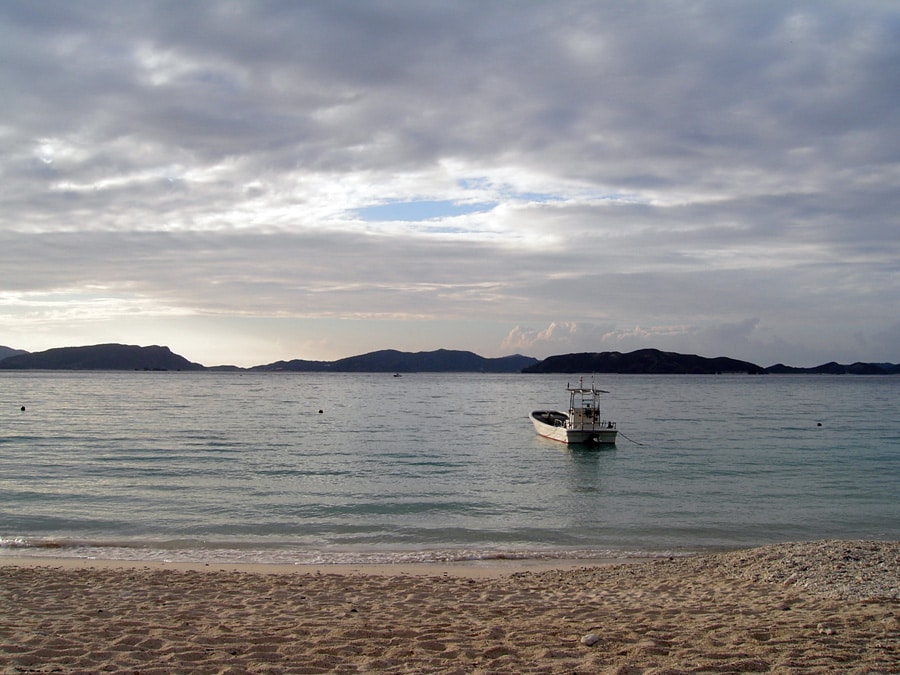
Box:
left=616, top=431, right=644, bottom=446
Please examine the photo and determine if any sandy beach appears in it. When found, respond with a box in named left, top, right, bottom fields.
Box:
left=1, top=541, right=897, bottom=674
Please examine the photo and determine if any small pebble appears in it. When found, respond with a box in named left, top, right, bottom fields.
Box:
left=580, top=633, right=600, bottom=646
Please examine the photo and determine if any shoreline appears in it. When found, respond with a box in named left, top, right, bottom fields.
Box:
left=0, top=539, right=686, bottom=574
left=2, top=540, right=897, bottom=673
left=0, top=553, right=651, bottom=578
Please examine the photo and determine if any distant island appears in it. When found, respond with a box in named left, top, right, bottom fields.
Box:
left=0, top=344, right=205, bottom=371
left=251, top=349, right=537, bottom=373
left=522, top=349, right=900, bottom=374
left=522, top=350, right=765, bottom=374
left=0, top=343, right=897, bottom=374
left=0, top=344, right=535, bottom=373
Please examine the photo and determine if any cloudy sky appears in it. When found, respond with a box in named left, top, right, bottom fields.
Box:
left=2, top=1, right=898, bottom=367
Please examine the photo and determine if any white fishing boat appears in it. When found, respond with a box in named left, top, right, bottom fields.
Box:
left=530, top=379, right=617, bottom=445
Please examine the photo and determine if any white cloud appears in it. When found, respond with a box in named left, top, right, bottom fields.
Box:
left=0, top=1, right=898, bottom=367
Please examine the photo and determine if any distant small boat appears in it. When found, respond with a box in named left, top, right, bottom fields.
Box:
left=393, top=373, right=402, bottom=378
left=530, top=379, right=617, bottom=444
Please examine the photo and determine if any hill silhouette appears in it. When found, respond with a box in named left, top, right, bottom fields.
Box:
left=252, top=349, right=538, bottom=373
left=0, top=344, right=204, bottom=371
left=0, top=346, right=28, bottom=362
left=523, top=349, right=900, bottom=374
left=0, top=343, right=897, bottom=374
left=764, top=361, right=900, bottom=375
left=523, top=349, right=765, bottom=374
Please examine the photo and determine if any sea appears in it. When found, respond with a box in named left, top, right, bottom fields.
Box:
left=1, top=371, right=897, bottom=565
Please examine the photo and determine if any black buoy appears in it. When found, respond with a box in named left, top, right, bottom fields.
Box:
left=20, top=406, right=25, bottom=412
left=318, top=409, right=323, bottom=414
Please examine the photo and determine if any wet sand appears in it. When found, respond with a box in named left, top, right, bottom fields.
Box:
left=1, top=540, right=897, bottom=673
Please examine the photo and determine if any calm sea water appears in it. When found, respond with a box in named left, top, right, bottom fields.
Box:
left=1, top=371, right=897, bottom=564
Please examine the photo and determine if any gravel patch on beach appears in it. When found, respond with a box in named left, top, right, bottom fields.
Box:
left=517, top=540, right=899, bottom=602
left=710, top=540, right=900, bottom=601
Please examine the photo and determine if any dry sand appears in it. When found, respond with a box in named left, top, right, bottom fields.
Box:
left=1, top=540, right=897, bottom=673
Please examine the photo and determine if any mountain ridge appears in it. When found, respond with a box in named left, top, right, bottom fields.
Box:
left=523, top=349, right=764, bottom=374
left=1, top=343, right=898, bottom=374
left=523, top=349, right=900, bottom=375
left=0, top=344, right=204, bottom=371
left=0, top=346, right=28, bottom=362
left=251, top=348, right=538, bottom=373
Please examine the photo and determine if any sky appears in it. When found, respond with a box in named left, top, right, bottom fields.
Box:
left=1, top=1, right=898, bottom=368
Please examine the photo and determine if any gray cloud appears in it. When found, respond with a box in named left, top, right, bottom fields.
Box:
left=1, top=1, right=898, bottom=366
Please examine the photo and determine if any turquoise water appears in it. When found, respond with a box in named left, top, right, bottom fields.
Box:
left=1, top=371, right=897, bottom=563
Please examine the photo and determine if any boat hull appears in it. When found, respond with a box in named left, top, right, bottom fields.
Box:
left=530, top=411, right=617, bottom=445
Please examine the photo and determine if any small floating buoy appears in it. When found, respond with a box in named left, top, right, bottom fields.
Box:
left=318, top=409, right=323, bottom=414
left=817, top=422, right=822, bottom=427
left=20, top=406, right=26, bottom=412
